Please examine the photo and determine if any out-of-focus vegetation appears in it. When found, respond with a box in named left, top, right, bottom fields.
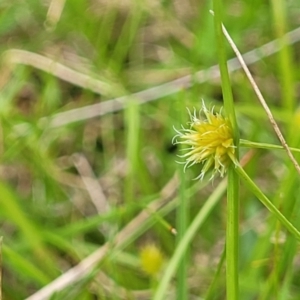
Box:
left=0, top=0, right=300, bottom=299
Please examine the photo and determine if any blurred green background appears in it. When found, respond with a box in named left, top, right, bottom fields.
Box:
left=0, top=0, right=300, bottom=299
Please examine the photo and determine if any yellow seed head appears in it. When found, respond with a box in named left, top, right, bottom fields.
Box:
left=173, top=101, right=235, bottom=180
left=140, top=243, right=164, bottom=276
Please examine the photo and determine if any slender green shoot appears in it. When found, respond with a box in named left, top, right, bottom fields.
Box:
left=0, top=237, right=2, bottom=300
left=240, top=139, right=300, bottom=153
left=153, top=179, right=227, bottom=300
left=221, top=23, right=300, bottom=176
left=176, top=95, right=189, bottom=300
left=205, top=245, right=226, bottom=300
left=230, top=154, right=300, bottom=241
left=125, top=99, right=140, bottom=204
left=270, top=0, right=295, bottom=112
left=212, top=1, right=240, bottom=299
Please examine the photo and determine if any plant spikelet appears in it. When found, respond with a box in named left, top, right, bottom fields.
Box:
left=140, top=243, right=164, bottom=276
left=173, top=101, right=235, bottom=180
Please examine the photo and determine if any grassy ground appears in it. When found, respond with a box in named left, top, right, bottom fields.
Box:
left=1, top=0, right=300, bottom=299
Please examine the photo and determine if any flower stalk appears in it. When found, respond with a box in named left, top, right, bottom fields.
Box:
left=173, top=100, right=239, bottom=299
left=212, top=1, right=240, bottom=299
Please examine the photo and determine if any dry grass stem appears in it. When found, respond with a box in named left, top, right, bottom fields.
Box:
left=25, top=174, right=178, bottom=300
left=72, top=153, right=110, bottom=214
left=4, top=49, right=114, bottom=97
left=4, top=27, right=300, bottom=129
left=222, top=24, right=300, bottom=176
left=39, top=26, right=300, bottom=128
left=92, top=271, right=151, bottom=300
left=45, top=0, right=66, bottom=29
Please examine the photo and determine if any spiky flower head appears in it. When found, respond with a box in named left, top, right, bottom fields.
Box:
left=140, top=243, right=164, bottom=277
left=173, top=101, right=235, bottom=180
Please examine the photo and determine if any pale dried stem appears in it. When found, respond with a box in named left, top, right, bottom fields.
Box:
left=4, top=49, right=114, bottom=97
left=92, top=271, right=151, bottom=300
left=5, top=27, right=300, bottom=128
left=46, top=26, right=300, bottom=128
left=222, top=25, right=300, bottom=176
left=45, top=0, right=66, bottom=29
left=72, top=153, right=112, bottom=235
left=25, top=173, right=178, bottom=300
left=72, top=153, right=110, bottom=214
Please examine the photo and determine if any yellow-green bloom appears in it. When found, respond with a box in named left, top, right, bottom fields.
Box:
left=173, top=101, right=235, bottom=180
left=140, top=243, right=164, bottom=276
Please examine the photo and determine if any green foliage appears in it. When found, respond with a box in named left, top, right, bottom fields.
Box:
left=0, top=0, right=300, bottom=299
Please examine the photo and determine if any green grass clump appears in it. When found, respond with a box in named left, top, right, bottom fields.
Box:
left=0, top=1, right=300, bottom=299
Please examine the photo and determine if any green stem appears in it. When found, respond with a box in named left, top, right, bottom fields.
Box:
left=240, top=139, right=300, bottom=153
left=270, top=0, right=295, bottom=112
left=230, top=155, right=300, bottom=241
left=212, top=2, right=239, bottom=142
left=176, top=168, right=188, bottom=300
left=176, top=91, right=188, bottom=300
left=125, top=99, right=140, bottom=204
left=226, top=166, right=239, bottom=299
left=205, top=245, right=226, bottom=300
left=213, top=1, right=240, bottom=299
left=153, top=179, right=227, bottom=300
